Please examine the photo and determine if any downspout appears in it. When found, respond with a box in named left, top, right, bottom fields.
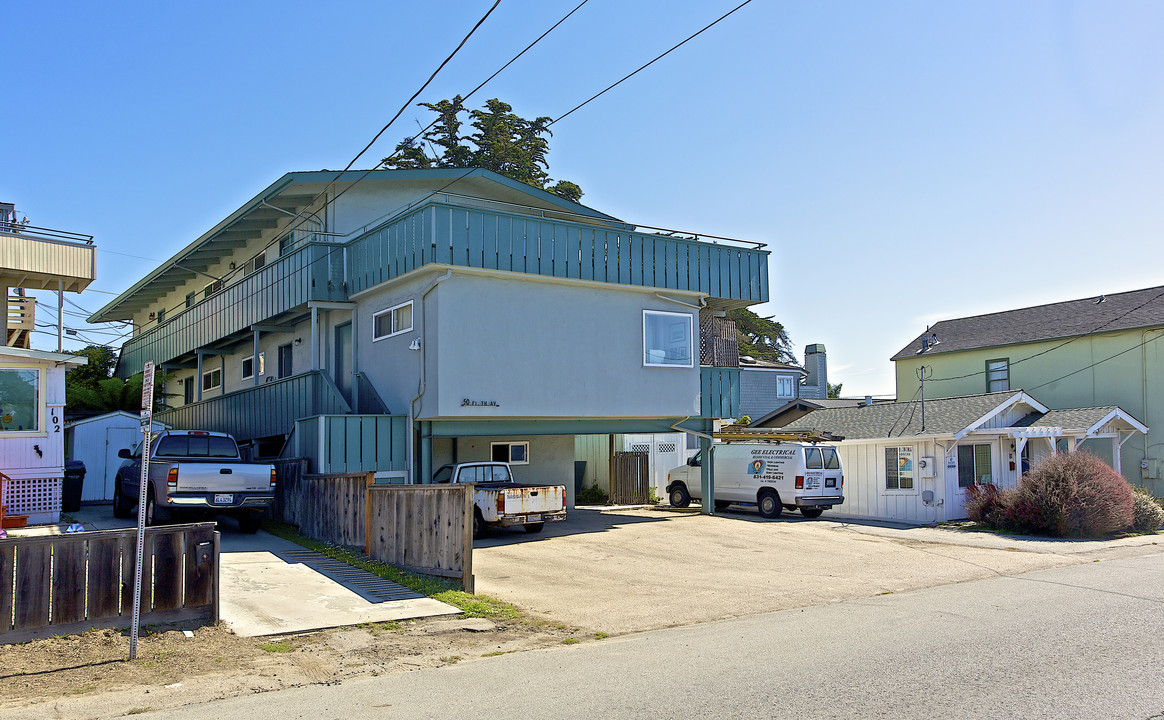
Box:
left=654, top=294, right=707, bottom=310
left=408, top=270, right=453, bottom=481
left=670, top=416, right=714, bottom=441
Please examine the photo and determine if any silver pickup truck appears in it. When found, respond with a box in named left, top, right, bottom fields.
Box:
left=112, top=430, right=275, bottom=533
left=433, top=462, right=566, bottom=538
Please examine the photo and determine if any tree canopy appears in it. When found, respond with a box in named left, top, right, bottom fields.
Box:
left=64, top=345, right=174, bottom=413
left=727, top=309, right=794, bottom=364
left=383, top=96, right=583, bottom=202
left=64, top=345, right=117, bottom=389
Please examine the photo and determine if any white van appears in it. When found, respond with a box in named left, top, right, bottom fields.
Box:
left=666, top=442, right=844, bottom=518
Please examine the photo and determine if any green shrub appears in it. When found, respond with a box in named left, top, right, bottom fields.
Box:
left=1130, top=488, right=1164, bottom=533
left=576, top=484, right=609, bottom=505
left=1004, top=452, right=1133, bottom=537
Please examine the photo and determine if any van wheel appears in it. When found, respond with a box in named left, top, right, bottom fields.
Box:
left=669, top=484, right=691, bottom=508
left=800, top=508, right=824, bottom=519
left=714, top=500, right=731, bottom=511
left=758, top=490, right=782, bottom=519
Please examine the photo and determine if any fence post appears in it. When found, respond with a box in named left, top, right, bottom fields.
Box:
left=364, top=471, right=375, bottom=555
left=462, top=484, right=474, bottom=593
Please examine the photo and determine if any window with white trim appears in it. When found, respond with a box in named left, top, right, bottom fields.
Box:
left=202, top=367, right=222, bottom=392
left=776, top=375, right=795, bottom=398
left=373, top=301, right=414, bottom=340
left=0, top=366, right=42, bottom=433
left=986, top=358, right=1009, bottom=392
left=241, top=356, right=255, bottom=380
left=643, top=310, right=693, bottom=368
left=885, top=446, right=915, bottom=490
left=957, top=444, right=993, bottom=488
left=491, top=441, right=529, bottom=465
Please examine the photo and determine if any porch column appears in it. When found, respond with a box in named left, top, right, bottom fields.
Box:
left=700, top=435, right=714, bottom=515
left=351, top=306, right=359, bottom=414
left=252, top=329, right=261, bottom=386
left=1, top=286, right=7, bottom=342
left=418, top=421, right=433, bottom=485
left=1015, top=437, right=1028, bottom=479
left=195, top=351, right=204, bottom=402
left=1112, top=435, right=1122, bottom=474
left=310, top=306, right=320, bottom=371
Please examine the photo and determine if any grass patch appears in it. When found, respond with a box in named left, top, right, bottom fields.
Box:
left=258, top=640, right=295, bottom=653
left=359, top=621, right=403, bottom=636
left=439, top=656, right=462, bottom=664
left=261, top=521, right=523, bottom=620
left=594, top=632, right=609, bottom=640
left=561, top=638, right=580, bottom=645
left=481, top=650, right=511, bottom=657
left=62, top=685, right=97, bottom=696
left=125, top=709, right=152, bottom=716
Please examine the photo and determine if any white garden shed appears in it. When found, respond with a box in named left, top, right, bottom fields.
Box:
left=64, top=411, right=169, bottom=503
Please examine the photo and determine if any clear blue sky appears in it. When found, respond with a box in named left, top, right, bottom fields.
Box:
left=5, top=1, right=1163, bottom=396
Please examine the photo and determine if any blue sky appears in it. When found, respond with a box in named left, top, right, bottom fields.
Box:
left=5, top=1, right=1163, bottom=396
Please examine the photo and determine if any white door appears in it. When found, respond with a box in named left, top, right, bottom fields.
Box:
left=624, top=433, right=684, bottom=500
left=104, top=427, right=139, bottom=502
left=947, top=442, right=996, bottom=520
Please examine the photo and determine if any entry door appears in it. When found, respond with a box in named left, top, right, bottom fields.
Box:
left=947, top=443, right=995, bottom=519
left=624, top=433, right=684, bottom=500
left=335, top=322, right=353, bottom=405
left=102, top=427, right=140, bottom=502
left=278, top=343, right=293, bottom=379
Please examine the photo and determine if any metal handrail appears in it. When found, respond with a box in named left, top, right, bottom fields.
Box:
left=0, top=221, right=93, bottom=245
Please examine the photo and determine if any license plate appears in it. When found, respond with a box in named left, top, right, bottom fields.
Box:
left=527, top=514, right=542, bottom=523
left=214, top=494, right=233, bottom=504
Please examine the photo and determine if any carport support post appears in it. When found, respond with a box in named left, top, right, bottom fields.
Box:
left=418, top=421, right=433, bottom=485
left=700, top=435, right=715, bottom=515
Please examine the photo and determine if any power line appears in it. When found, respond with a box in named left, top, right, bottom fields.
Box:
left=550, top=0, right=755, bottom=126
left=1026, top=330, right=1164, bottom=392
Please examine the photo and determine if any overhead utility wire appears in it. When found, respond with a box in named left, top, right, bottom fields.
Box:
left=1026, top=330, right=1164, bottom=392
left=927, top=286, right=1164, bottom=383
left=549, top=0, right=755, bottom=126
left=123, top=1, right=587, bottom=335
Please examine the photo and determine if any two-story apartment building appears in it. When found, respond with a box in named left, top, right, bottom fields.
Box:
left=892, top=285, right=1162, bottom=494
left=90, top=169, right=768, bottom=507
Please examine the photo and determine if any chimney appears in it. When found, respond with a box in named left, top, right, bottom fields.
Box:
left=804, top=344, right=828, bottom=399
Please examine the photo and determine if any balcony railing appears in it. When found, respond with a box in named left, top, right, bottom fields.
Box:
left=346, top=201, right=769, bottom=302
left=118, top=242, right=345, bottom=376
left=701, top=366, right=741, bottom=420
left=156, top=370, right=350, bottom=442
left=290, top=414, right=408, bottom=474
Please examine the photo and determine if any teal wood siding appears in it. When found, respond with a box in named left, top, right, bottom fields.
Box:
left=156, top=371, right=350, bottom=442
left=118, top=243, right=345, bottom=376
left=701, top=366, right=741, bottom=419
left=293, top=414, right=408, bottom=474
left=347, top=203, right=769, bottom=302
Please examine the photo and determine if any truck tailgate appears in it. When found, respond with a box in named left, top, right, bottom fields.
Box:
left=175, top=463, right=270, bottom=493
left=503, top=485, right=564, bottom=514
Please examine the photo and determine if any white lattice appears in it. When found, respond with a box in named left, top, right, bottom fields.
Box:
left=630, top=444, right=650, bottom=453
left=658, top=443, right=677, bottom=452
left=2, top=476, right=62, bottom=515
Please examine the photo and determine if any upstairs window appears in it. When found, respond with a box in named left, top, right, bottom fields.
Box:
left=373, top=301, right=414, bottom=341
left=156, top=307, right=165, bottom=324
left=241, top=355, right=255, bottom=380
left=185, top=292, right=196, bottom=308
left=202, top=367, right=222, bottom=392
left=204, top=279, right=223, bottom=298
left=986, top=358, right=1009, bottom=392
left=643, top=310, right=693, bottom=368
left=248, top=253, right=267, bottom=274
left=776, top=375, right=795, bottom=398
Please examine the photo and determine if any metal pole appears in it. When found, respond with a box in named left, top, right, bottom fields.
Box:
left=130, top=360, right=155, bottom=660
left=57, top=281, right=64, bottom=352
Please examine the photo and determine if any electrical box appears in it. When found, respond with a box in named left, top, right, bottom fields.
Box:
left=918, top=456, right=936, bottom=479
left=1142, top=459, right=1159, bottom=481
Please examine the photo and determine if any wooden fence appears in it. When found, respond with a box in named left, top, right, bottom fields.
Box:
left=273, top=460, right=473, bottom=591
left=611, top=451, right=650, bottom=505
left=0, top=522, right=219, bottom=644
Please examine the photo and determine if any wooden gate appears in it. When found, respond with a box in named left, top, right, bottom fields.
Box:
left=0, top=522, right=219, bottom=644
left=611, top=451, right=649, bottom=505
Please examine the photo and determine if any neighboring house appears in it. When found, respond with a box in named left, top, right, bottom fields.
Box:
left=749, top=396, right=879, bottom=429
left=737, top=343, right=827, bottom=422
left=892, top=285, right=1164, bottom=494
left=88, top=169, right=769, bottom=507
left=1, top=206, right=95, bottom=525
left=64, top=411, right=169, bottom=503
left=779, top=390, right=1147, bottom=523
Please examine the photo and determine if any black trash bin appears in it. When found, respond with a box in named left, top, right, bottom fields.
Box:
left=62, top=460, right=86, bottom=513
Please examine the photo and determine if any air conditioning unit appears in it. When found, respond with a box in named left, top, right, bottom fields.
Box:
left=918, top=456, right=936, bottom=479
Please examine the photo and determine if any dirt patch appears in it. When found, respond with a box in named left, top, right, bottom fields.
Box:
left=0, top=616, right=581, bottom=719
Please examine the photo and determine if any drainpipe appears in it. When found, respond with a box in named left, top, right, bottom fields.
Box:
left=408, top=270, right=453, bottom=482
left=670, top=416, right=717, bottom=515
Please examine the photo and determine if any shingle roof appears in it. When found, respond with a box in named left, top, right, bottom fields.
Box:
left=1016, top=407, right=1119, bottom=429
left=780, top=391, right=1023, bottom=440
left=891, top=285, right=1164, bottom=361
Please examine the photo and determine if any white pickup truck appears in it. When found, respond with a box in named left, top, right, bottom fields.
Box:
left=432, top=462, right=566, bottom=538
left=112, top=430, right=275, bottom=533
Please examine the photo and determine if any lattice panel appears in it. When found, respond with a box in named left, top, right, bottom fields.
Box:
left=658, top=443, right=677, bottom=453
left=630, top=444, right=650, bottom=453
left=2, top=476, right=62, bottom=515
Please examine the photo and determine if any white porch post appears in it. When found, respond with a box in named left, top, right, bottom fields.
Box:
left=310, top=306, right=320, bottom=371
left=1015, top=437, right=1028, bottom=479
left=252, top=329, right=261, bottom=386
left=196, top=352, right=204, bottom=402
left=1112, top=435, right=1122, bottom=474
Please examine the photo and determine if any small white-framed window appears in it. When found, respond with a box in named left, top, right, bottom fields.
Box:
left=776, top=375, right=795, bottom=398
left=241, top=356, right=255, bottom=380
left=491, top=441, right=529, bottom=465
left=0, top=365, right=44, bottom=434
left=643, top=310, right=693, bottom=368
left=986, top=359, right=1009, bottom=393
left=372, top=301, right=414, bottom=341
left=885, top=446, right=915, bottom=490
left=202, top=367, right=222, bottom=392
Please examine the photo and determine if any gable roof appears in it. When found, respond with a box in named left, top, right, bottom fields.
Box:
left=1014, top=406, right=1148, bottom=435
left=891, top=285, right=1164, bottom=361
left=779, top=391, right=1044, bottom=440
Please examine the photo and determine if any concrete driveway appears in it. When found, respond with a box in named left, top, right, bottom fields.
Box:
left=66, top=505, right=458, bottom=636
left=471, top=506, right=1162, bottom=635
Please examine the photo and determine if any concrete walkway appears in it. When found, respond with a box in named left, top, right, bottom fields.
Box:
left=47, top=505, right=459, bottom=637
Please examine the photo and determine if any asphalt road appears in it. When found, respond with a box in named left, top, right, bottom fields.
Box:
left=139, top=548, right=1164, bottom=720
